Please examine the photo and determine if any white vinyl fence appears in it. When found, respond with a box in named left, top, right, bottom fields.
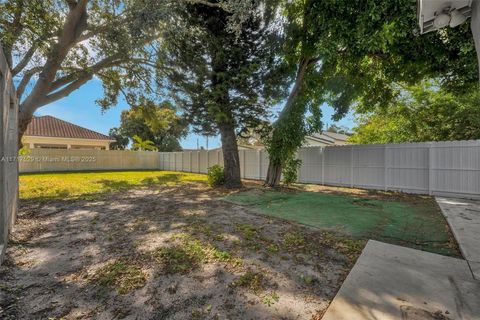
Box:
left=18, top=140, right=480, bottom=199
left=19, top=148, right=161, bottom=173
left=159, top=140, right=480, bottom=199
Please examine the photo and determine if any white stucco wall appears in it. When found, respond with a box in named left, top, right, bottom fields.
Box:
left=23, top=135, right=113, bottom=150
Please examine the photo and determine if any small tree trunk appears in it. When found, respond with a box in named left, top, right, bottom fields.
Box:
left=264, top=158, right=282, bottom=187
left=219, top=123, right=243, bottom=188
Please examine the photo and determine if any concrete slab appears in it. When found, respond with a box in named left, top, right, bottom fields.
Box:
left=469, top=261, right=480, bottom=281
left=322, top=240, right=480, bottom=320
left=436, top=197, right=480, bottom=279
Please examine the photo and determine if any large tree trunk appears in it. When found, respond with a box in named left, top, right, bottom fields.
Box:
left=219, top=123, right=243, bottom=188
left=264, top=159, right=282, bottom=187
left=264, top=57, right=312, bottom=187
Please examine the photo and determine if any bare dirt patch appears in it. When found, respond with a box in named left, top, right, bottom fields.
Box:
left=0, top=182, right=361, bottom=320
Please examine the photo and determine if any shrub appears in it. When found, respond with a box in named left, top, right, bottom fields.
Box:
left=207, top=165, right=225, bottom=187
left=282, top=157, right=302, bottom=185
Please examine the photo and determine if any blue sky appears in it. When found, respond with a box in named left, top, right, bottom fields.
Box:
left=35, top=78, right=356, bottom=149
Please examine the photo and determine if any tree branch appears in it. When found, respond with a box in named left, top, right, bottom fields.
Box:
left=20, top=0, right=90, bottom=117
left=188, top=0, right=223, bottom=8
left=40, top=74, right=93, bottom=107
left=17, top=67, right=43, bottom=100
left=49, top=54, right=124, bottom=92
left=65, top=0, right=77, bottom=8
left=3, top=0, right=25, bottom=67
left=12, top=43, right=38, bottom=75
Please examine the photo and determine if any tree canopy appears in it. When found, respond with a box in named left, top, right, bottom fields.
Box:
left=110, top=99, right=187, bottom=151
left=263, top=0, right=479, bottom=186
left=157, top=0, right=288, bottom=187
left=0, top=0, right=254, bottom=141
left=350, top=82, right=480, bottom=144
left=131, top=135, right=158, bottom=151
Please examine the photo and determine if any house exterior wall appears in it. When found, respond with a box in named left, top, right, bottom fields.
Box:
left=23, top=135, right=113, bottom=150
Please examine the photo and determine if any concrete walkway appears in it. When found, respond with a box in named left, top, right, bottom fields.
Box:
left=436, top=197, right=480, bottom=280
left=322, top=240, right=480, bottom=320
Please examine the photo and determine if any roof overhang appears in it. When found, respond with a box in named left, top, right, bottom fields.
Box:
left=23, top=135, right=115, bottom=143
left=418, top=0, right=472, bottom=34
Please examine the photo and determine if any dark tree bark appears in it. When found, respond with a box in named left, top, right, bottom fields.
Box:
left=219, top=122, right=243, bottom=188
left=264, top=161, right=282, bottom=187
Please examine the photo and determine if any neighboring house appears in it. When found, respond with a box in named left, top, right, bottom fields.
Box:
left=238, top=131, right=350, bottom=150
left=23, top=116, right=115, bottom=150
left=303, top=131, right=350, bottom=147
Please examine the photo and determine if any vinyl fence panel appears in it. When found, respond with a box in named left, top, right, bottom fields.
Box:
left=19, top=149, right=161, bottom=173
left=156, top=141, right=480, bottom=199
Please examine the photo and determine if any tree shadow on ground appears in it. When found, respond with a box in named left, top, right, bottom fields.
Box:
left=98, top=179, right=135, bottom=192
left=1, top=183, right=362, bottom=319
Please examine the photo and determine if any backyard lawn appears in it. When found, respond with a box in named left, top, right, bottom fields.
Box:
left=19, top=170, right=207, bottom=201
left=0, top=171, right=459, bottom=319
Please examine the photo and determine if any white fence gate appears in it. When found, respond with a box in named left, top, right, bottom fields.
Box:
left=159, top=140, right=480, bottom=199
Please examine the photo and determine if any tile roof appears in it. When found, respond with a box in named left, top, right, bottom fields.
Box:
left=25, top=116, right=113, bottom=141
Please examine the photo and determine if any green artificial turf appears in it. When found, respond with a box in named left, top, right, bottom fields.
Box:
left=225, top=189, right=459, bottom=257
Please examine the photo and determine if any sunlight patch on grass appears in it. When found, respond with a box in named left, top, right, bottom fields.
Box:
left=19, top=170, right=207, bottom=201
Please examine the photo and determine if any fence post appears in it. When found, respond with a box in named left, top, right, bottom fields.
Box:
left=189, top=152, right=192, bottom=172
left=242, top=150, right=246, bottom=179
left=217, top=150, right=221, bottom=166
left=197, top=151, right=200, bottom=173
left=321, top=147, right=325, bottom=185
left=258, top=150, right=262, bottom=180
left=428, top=143, right=433, bottom=195
left=384, top=145, right=388, bottom=191
left=350, top=146, right=354, bottom=188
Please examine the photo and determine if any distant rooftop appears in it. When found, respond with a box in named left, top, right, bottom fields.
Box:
left=307, top=131, right=350, bottom=143
left=25, top=116, right=112, bottom=141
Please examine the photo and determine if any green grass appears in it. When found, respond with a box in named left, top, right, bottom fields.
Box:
left=225, top=189, right=459, bottom=257
left=19, top=170, right=207, bottom=201
left=231, top=270, right=266, bottom=293
left=154, top=241, right=207, bottom=274
left=91, top=259, right=146, bottom=294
